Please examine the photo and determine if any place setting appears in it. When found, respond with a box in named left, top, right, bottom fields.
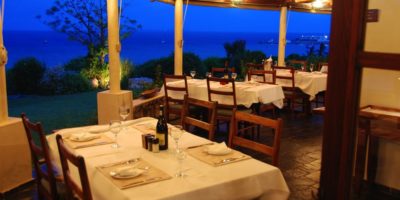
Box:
left=96, top=158, right=172, bottom=189
left=186, top=142, right=251, bottom=167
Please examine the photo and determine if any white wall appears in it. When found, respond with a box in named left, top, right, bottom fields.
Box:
left=359, top=0, right=400, bottom=190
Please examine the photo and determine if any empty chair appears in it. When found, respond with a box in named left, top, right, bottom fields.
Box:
left=287, top=60, right=307, bottom=71
left=247, top=69, right=276, bottom=84
left=229, top=109, right=283, bottom=166
left=56, top=135, right=92, bottom=200
left=273, top=66, right=310, bottom=115
left=163, top=74, right=188, bottom=122
left=21, top=113, right=63, bottom=200
left=211, top=67, right=235, bottom=77
left=181, top=94, right=218, bottom=140
left=206, top=77, right=253, bottom=134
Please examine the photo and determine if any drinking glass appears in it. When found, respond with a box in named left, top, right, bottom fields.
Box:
left=175, top=150, right=187, bottom=178
left=169, top=125, right=184, bottom=153
left=231, top=72, right=237, bottom=80
left=110, top=120, right=121, bottom=148
left=190, top=70, right=196, bottom=79
left=119, top=106, right=130, bottom=122
left=205, top=72, right=211, bottom=78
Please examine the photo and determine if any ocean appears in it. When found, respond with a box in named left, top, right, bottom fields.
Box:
left=3, top=30, right=329, bottom=69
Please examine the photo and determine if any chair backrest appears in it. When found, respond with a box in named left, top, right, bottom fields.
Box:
left=288, top=60, right=307, bottom=70
left=56, top=135, right=92, bottom=200
left=206, top=77, right=237, bottom=110
left=273, top=66, right=296, bottom=90
left=163, top=74, right=188, bottom=103
left=21, top=113, right=59, bottom=200
left=245, top=63, right=263, bottom=71
left=247, top=69, right=276, bottom=84
left=318, top=62, right=329, bottom=70
left=211, top=67, right=236, bottom=77
left=229, top=109, right=283, bottom=166
left=181, top=94, right=217, bottom=140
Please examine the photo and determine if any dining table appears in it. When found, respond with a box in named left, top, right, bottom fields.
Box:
left=276, top=71, right=328, bottom=100
left=162, top=78, right=285, bottom=109
left=47, top=117, right=290, bottom=200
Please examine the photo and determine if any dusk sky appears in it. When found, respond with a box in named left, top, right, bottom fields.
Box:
left=4, top=0, right=331, bottom=33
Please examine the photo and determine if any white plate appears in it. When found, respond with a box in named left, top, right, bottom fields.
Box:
left=110, top=168, right=144, bottom=179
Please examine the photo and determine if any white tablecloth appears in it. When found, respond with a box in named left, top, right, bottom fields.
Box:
left=47, top=117, right=290, bottom=200
left=162, top=79, right=285, bottom=108
left=276, top=71, right=328, bottom=100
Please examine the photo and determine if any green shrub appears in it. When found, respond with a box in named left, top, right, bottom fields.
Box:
left=64, top=56, right=89, bottom=71
left=9, top=57, right=46, bottom=94
left=203, top=57, right=225, bottom=72
left=39, top=66, right=91, bottom=95
left=244, top=50, right=266, bottom=64
left=121, top=59, right=134, bottom=90
left=135, top=52, right=205, bottom=79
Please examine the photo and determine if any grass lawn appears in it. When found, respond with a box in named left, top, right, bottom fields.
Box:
left=8, top=91, right=99, bottom=134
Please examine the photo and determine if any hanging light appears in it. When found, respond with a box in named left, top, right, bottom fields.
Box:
left=312, top=0, right=325, bottom=9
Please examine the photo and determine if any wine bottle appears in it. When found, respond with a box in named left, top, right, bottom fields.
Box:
left=156, top=105, right=168, bottom=150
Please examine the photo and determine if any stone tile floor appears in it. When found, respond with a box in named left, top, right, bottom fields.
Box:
left=1, top=111, right=324, bottom=200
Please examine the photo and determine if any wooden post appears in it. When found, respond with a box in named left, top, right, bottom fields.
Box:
left=107, top=0, right=121, bottom=93
left=0, top=8, right=8, bottom=123
left=174, top=0, right=183, bottom=75
left=278, top=6, right=287, bottom=67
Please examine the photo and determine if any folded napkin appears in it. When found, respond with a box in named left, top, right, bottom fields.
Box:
left=204, top=142, right=232, bottom=155
left=88, top=125, right=109, bottom=133
left=320, top=65, right=328, bottom=73
left=112, top=166, right=144, bottom=178
left=69, top=132, right=101, bottom=142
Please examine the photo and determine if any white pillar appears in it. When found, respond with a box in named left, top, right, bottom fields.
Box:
left=107, top=0, right=121, bottom=93
left=174, top=0, right=183, bottom=75
left=98, top=0, right=133, bottom=124
left=278, top=6, right=287, bottom=67
left=0, top=11, right=8, bottom=123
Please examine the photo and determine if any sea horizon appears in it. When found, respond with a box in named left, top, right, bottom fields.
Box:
left=4, top=30, right=329, bottom=69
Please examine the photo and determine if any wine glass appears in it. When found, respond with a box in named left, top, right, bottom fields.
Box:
left=190, top=70, right=196, bottom=79
left=310, top=64, right=314, bottom=72
left=119, top=106, right=130, bottom=125
left=231, top=72, right=237, bottom=80
left=110, top=120, right=121, bottom=148
left=205, top=72, right=211, bottom=78
left=169, top=125, right=184, bottom=153
left=175, top=150, right=187, bottom=178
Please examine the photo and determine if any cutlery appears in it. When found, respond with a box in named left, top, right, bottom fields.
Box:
left=215, top=155, right=247, bottom=165
left=76, top=142, right=109, bottom=149
left=100, top=158, right=141, bottom=169
left=121, top=177, right=162, bottom=189
left=187, top=143, right=214, bottom=149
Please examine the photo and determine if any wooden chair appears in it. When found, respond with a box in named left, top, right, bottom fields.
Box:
left=56, top=135, right=92, bottom=200
left=21, top=113, right=63, bottom=200
left=245, top=63, right=263, bottom=71
left=247, top=69, right=276, bottom=84
left=229, top=109, right=283, bottom=166
left=211, top=67, right=235, bottom=77
left=163, top=74, right=188, bottom=122
left=288, top=60, right=307, bottom=71
left=206, top=77, right=252, bottom=134
left=273, top=66, right=310, bottom=115
left=181, top=94, right=218, bottom=140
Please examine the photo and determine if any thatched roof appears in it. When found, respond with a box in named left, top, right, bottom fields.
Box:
left=155, top=0, right=332, bottom=14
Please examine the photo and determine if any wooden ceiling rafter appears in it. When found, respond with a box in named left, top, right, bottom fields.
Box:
left=155, top=0, right=332, bottom=14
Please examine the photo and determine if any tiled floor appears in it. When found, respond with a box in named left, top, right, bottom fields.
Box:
left=2, top=111, right=324, bottom=200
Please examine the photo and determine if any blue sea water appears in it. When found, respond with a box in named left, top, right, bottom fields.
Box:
left=3, top=30, right=329, bottom=69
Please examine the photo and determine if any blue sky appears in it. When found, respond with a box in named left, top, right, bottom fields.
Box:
left=4, top=0, right=331, bottom=33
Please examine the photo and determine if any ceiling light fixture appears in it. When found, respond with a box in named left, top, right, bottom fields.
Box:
left=312, top=0, right=324, bottom=9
